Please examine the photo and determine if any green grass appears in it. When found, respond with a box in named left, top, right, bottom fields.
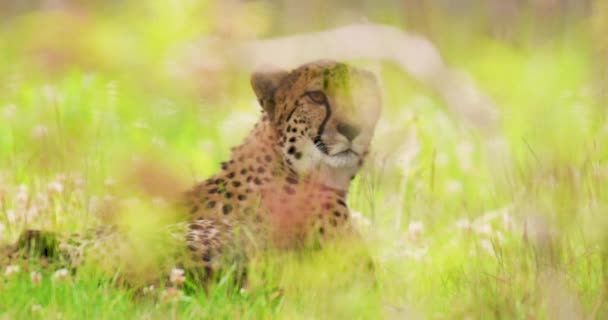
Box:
left=1, top=2, right=607, bottom=319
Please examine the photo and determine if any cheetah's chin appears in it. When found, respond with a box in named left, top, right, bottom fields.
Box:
left=324, top=150, right=360, bottom=168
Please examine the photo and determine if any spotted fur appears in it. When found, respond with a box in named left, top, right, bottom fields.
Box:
left=4, top=60, right=382, bottom=280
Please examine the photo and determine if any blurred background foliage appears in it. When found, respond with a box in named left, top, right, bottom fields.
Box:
left=0, top=0, right=607, bottom=319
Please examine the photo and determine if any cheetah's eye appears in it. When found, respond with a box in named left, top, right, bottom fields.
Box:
left=305, top=91, right=326, bottom=105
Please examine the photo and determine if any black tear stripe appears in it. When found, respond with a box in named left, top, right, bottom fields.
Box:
left=316, top=95, right=331, bottom=153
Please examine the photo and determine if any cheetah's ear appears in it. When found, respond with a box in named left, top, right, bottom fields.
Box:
left=251, top=66, right=289, bottom=121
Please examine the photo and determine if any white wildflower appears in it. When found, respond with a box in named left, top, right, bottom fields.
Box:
left=455, top=218, right=470, bottom=230
left=42, top=84, right=60, bottom=102
left=142, top=285, right=155, bottom=295
left=15, top=184, right=28, bottom=206
left=104, top=177, right=115, bottom=188
left=55, top=173, right=67, bottom=182
left=34, top=193, right=49, bottom=210
left=400, top=247, right=428, bottom=261
left=30, top=271, right=42, bottom=286
left=6, top=210, right=16, bottom=223
left=31, top=125, right=49, bottom=139
left=26, top=206, right=40, bottom=219
left=444, top=180, right=463, bottom=194
left=350, top=210, right=371, bottom=229
left=456, top=141, right=474, bottom=172
left=478, top=206, right=511, bottom=224
left=31, top=304, right=42, bottom=312
left=73, top=175, right=85, bottom=189
left=396, top=128, right=420, bottom=176
left=151, top=136, right=166, bottom=147
left=170, top=268, right=185, bottom=285
left=88, top=196, right=100, bottom=214
left=5, top=265, right=20, bottom=278
left=2, top=104, right=16, bottom=119
left=47, top=181, right=64, bottom=194
left=479, top=239, right=495, bottom=256
left=52, top=268, right=69, bottom=281
left=407, top=221, right=424, bottom=243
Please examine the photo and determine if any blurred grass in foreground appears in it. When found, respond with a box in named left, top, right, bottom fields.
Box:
left=1, top=1, right=607, bottom=319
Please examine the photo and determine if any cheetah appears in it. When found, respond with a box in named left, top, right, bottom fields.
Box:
left=4, top=60, right=381, bottom=282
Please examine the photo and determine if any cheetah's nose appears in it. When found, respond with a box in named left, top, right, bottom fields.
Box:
left=337, top=122, right=361, bottom=142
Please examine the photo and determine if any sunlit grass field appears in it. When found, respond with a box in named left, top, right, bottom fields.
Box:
left=1, top=3, right=607, bottom=319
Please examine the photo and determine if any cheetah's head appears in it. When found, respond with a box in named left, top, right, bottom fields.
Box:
left=251, top=60, right=381, bottom=189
